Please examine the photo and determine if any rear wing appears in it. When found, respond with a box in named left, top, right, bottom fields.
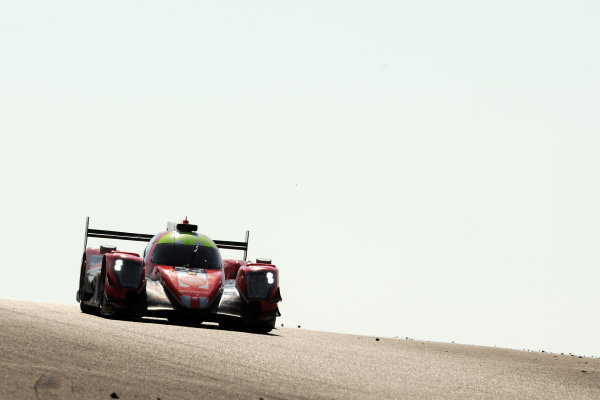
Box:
left=83, top=217, right=250, bottom=260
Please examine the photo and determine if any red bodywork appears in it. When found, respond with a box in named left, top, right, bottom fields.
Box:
left=79, top=218, right=282, bottom=330
left=223, top=259, right=281, bottom=320
left=84, top=248, right=145, bottom=309
left=155, top=265, right=223, bottom=310
left=104, top=251, right=145, bottom=308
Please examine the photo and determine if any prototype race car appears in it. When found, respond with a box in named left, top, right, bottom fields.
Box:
left=76, top=218, right=282, bottom=332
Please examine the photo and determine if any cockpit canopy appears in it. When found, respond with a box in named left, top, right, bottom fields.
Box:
left=151, top=243, right=222, bottom=270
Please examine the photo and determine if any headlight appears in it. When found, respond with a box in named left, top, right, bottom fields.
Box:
left=266, top=272, right=274, bottom=285
left=112, top=258, right=143, bottom=288
left=246, top=271, right=276, bottom=299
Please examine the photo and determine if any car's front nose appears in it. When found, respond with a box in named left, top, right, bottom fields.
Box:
left=159, top=266, right=223, bottom=310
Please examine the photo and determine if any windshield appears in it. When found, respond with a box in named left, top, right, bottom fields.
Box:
left=151, top=243, right=222, bottom=270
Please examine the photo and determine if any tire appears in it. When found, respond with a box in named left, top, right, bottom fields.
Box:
left=126, top=289, right=147, bottom=321
left=250, top=317, right=276, bottom=334
left=78, top=255, right=96, bottom=314
left=241, top=303, right=277, bottom=333
left=80, top=301, right=96, bottom=314
left=218, top=316, right=275, bottom=333
left=97, top=258, right=111, bottom=317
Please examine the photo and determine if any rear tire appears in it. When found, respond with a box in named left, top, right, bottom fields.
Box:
left=78, top=255, right=95, bottom=314
left=97, top=259, right=111, bottom=316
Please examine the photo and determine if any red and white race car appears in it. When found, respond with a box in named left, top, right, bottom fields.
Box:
left=76, top=218, right=282, bottom=332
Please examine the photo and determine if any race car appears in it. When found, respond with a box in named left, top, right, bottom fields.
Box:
left=76, top=217, right=282, bottom=332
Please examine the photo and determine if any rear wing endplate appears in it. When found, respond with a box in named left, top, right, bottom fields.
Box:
left=214, top=230, right=250, bottom=261
left=83, top=217, right=250, bottom=260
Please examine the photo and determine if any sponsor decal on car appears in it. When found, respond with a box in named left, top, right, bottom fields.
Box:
left=177, top=269, right=209, bottom=289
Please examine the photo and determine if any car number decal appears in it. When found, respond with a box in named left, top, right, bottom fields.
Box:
left=176, top=269, right=209, bottom=289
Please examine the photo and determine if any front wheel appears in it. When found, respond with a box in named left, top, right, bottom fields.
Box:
left=80, top=301, right=96, bottom=314
left=221, top=316, right=276, bottom=333
left=250, top=317, right=276, bottom=333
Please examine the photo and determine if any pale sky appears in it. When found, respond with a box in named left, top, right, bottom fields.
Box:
left=1, top=1, right=599, bottom=356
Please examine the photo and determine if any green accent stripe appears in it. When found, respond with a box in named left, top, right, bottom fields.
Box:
left=157, top=231, right=216, bottom=248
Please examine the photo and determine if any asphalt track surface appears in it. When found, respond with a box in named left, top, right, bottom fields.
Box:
left=1, top=300, right=599, bottom=400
